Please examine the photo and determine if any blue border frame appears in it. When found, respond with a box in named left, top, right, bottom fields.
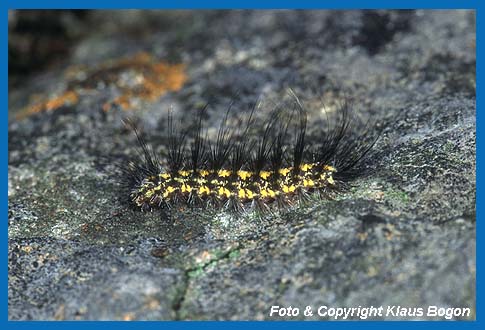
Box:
left=2, top=1, right=480, bottom=9
left=4, top=1, right=480, bottom=328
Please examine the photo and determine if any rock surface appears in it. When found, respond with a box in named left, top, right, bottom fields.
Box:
left=8, top=10, right=475, bottom=320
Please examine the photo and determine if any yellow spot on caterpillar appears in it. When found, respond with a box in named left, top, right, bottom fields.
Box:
left=181, top=184, right=192, bottom=193
left=195, top=178, right=207, bottom=185
left=163, top=186, right=176, bottom=198
left=278, top=168, right=291, bottom=176
left=259, top=171, right=271, bottom=180
left=198, top=170, right=210, bottom=177
left=327, top=176, right=335, bottom=185
left=218, top=187, right=231, bottom=198
left=324, top=165, right=336, bottom=172
left=237, top=170, right=252, bottom=180
left=282, top=185, right=296, bottom=193
left=303, top=179, right=315, bottom=187
left=139, top=183, right=153, bottom=193
left=160, top=173, right=171, bottom=179
left=245, top=189, right=255, bottom=199
left=218, top=169, right=232, bottom=178
left=178, top=170, right=190, bottom=177
left=238, top=189, right=246, bottom=199
left=260, top=188, right=276, bottom=198
left=300, top=163, right=314, bottom=172
left=198, top=185, right=210, bottom=196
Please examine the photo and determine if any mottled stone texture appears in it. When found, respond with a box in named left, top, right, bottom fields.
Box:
left=8, top=10, right=475, bottom=320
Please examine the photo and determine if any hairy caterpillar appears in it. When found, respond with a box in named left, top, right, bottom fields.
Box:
left=117, top=92, right=379, bottom=216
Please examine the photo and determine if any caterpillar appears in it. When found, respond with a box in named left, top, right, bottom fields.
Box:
left=117, top=92, right=379, bottom=216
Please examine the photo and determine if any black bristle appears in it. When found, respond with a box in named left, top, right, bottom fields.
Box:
left=189, top=105, right=208, bottom=172
left=208, top=102, right=236, bottom=171
left=166, top=109, right=187, bottom=173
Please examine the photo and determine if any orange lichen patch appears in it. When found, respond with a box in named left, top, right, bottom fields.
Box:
left=16, top=52, right=187, bottom=119
left=78, top=52, right=186, bottom=111
left=17, top=91, right=79, bottom=119
left=43, top=91, right=79, bottom=111
left=104, top=94, right=132, bottom=112
left=91, top=52, right=187, bottom=111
